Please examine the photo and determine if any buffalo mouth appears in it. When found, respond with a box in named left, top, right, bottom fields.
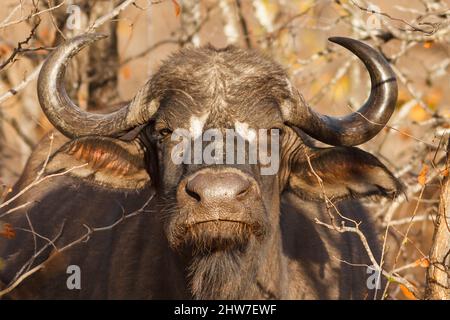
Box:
left=190, top=219, right=262, bottom=239
left=168, top=216, right=267, bottom=253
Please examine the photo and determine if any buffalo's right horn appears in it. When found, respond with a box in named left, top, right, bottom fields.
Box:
left=37, top=34, right=158, bottom=138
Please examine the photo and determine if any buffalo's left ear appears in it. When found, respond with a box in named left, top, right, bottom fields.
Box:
left=288, top=146, right=402, bottom=202
left=45, top=136, right=151, bottom=190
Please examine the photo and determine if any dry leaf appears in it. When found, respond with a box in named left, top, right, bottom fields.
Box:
left=424, top=89, right=443, bottom=109
left=399, top=284, right=418, bottom=300
left=397, top=89, right=409, bottom=105
left=423, top=41, right=433, bottom=49
left=418, top=164, right=429, bottom=186
left=413, top=257, right=430, bottom=268
left=0, top=222, right=15, bottom=239
left=0, top=44, right=11, bottom=57
left=441, top=168, right=449, bottom=177
left=172, top=0, right=181, bottom=17
left=409, top=104, right=430, bottom=122
left=39, top=27, right=53, bottom=43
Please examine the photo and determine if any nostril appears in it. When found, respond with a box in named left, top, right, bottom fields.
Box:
left=236, top=182, right=251, bottom=200
left=185, top=184, right=201, bottom=202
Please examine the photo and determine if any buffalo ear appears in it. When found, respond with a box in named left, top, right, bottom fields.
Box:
left=288, top=146, right=402, bottom=202
left=45, top=136, right=151, bottom=190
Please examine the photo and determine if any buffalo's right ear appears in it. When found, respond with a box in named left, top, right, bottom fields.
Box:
left=45, top=136, right=151, bottom=190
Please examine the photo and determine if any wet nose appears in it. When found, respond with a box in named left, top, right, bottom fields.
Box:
left=183, top=171, right=253, bottom=204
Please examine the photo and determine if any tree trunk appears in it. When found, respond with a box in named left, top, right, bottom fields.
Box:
left=425, top=136, right=450, bottom=299
left=85, top=0, right=120, bottom=110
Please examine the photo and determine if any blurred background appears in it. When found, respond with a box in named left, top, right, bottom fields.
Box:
left=0, top=0, right=449, bottom=299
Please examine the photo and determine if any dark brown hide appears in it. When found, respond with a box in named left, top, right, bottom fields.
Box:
left=0, top=43, right=400, bottom=299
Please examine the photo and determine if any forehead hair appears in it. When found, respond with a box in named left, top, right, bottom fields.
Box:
left=148, top=45, right=292, bottom=127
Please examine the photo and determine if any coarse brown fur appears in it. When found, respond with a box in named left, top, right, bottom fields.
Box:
left=0, top=45, right=401, bottom=299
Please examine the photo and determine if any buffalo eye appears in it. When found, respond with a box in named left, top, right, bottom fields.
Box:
left=157, top=128, right=173, bottom=139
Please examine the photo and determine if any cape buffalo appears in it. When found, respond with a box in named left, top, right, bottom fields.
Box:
left=0, top=34, right=401, bottom=299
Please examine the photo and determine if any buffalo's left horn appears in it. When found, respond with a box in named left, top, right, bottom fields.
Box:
left=282, top=37, right=397, bottom=146
left=38, top=33, right=158, bottom=138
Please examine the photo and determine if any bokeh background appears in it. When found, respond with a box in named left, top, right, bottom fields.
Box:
left=0, top=0, right=449, bottom=299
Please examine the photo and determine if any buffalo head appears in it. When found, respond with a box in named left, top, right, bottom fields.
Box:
left=36, top=34, right=401, bottom=298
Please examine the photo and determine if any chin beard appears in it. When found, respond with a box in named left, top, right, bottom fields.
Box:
left=187, top=237, right=261, bottom=299
left=164, top=208, right=270, bottom=299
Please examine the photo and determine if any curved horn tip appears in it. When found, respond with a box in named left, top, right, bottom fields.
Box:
left=327, top=36, right=396, bottom=80
left=328, top=36, right=352, bottom=44
left=327, top=36, right=371, bottom=50
left=285, top=36, right=398, bottom=147
left=54, top=33, right=108, bottom=65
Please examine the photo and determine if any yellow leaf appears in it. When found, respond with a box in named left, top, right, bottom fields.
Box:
left=423, top=41, right=433, bottom=49
left=414, top=257, right=430, bottom=268
left=409, top=104, right=430, bottom=122
left=399, top=284, right=417, bottom=300
left=424, top=89, right=443, bottom=109
left=418, top=164, right=429, bottom=186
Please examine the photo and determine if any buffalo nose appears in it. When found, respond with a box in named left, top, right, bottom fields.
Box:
left=185, top=171, right=252, bottom=204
